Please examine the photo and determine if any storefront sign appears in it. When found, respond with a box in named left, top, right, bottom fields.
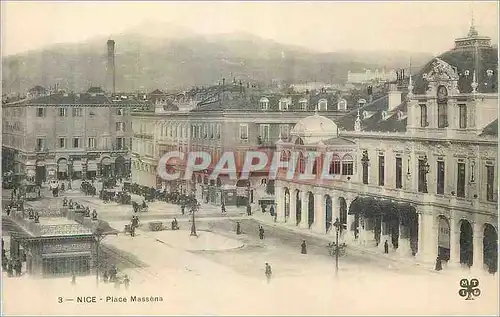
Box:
left=42, top=242, right=92, bottom=254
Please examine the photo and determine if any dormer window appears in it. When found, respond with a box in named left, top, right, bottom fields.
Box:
left=259, top=97, right=269, bottom=110
left=396, top=110, right=404, bottom=121
left=362, top=111, right=368, bottom=120
left=299, top=98, right=308, bottom=111
left=279, top=99, right=289, bottom=111
left=318, top=99, right=328, bottom=111
left=116, top=108, right=123, bottom=116
left=337, top=99, right=347, bottom=111
left=381, top=111, right=388, bottom=120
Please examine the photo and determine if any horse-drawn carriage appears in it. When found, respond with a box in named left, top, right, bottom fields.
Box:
left=116, top=191, right=131, bottom=205
left=102, top=177, right=117, bottom=190
left=132, top=201, right=149, bottom=213
left=81, top=181, right=97, bottom=196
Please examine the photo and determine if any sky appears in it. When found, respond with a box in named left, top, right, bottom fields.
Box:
left=1, top=1, right=499, bottom=56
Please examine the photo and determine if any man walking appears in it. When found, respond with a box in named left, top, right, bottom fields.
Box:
left=259, top=226, right=265, bottom=240
left=265, top=263, right=272, bottom=284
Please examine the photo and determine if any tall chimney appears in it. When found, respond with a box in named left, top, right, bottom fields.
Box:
left=106, top=39, right=116, bottom=93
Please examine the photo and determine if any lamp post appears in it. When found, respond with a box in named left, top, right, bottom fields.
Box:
left=332, top=217, right=346, bottom=278
left=68, top=158, right=73, bottom=190
left=190, top=199, right=200, bottom=237
left=421, top=156, right=430, bottom=193
left=247, top=182, right=251, bottom=206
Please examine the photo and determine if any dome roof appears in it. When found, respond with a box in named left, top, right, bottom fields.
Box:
left=291, top=113, right=338, bottom=144
left=413, top=29, right=498, bottom=94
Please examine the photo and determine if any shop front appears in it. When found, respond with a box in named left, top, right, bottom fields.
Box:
left=72, top=160, right=83, bottom=180
left=57, top=158, right=68, bottom=180
left=86, top=160, right=98, bottom=180
left=10, top=234, right=95, bottom=277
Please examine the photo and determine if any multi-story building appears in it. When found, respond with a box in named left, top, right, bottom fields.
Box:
left=274, top=24, right=498, bottom=274
left=347, top=68, right=397, bottom=84
left=131, top=82, right=369, bottom=207
left=2, top=87, right=141, bottom=184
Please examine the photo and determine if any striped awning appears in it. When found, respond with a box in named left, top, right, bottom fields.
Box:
left=58, top=162, right=68, bottom=172
left=87, top=160, right=98, bottom=171
left=72, top=161, right=83, bottom=172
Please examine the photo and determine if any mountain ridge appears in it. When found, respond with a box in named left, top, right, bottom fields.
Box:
left=2, top=31, right=433, bottom=94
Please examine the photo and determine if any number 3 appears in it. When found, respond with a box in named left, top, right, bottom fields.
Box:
left=58, top=297, right=63, bottom=303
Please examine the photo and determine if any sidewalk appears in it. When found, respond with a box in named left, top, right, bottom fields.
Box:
left=251, top=211, right=443, bottom=274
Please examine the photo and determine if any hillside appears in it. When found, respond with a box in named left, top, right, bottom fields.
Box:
left=2, top=29, right=432, bottom=94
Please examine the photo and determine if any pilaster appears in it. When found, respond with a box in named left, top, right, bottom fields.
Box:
left=300, top=191, right=308, bottom=229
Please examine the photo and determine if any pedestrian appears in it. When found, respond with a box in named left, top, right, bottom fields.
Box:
left=236, top=222, right=241, bottom=235
left=301, top=240, right=307, bottom=254
left=259, top=226, right=264, bottom=240
left=15, top=258, right=22, bottom=276
left=246, top=204, right=252, bottom=216
left=181, top=204, right=185, bottom=215
left=7, top=259, right=13, bottom=277
left=123, top=275, right=130, bottom=290
left=435, top=256, right=442, bottom=271
left=384, top=240, right=389, bottom=254
left=265, top=263, right=272, bottom=284
left=71, top=274, right=76, bottom=285
left=221, top=204, right=226, bottom=214
left=103, top=270, right=109, bottom=283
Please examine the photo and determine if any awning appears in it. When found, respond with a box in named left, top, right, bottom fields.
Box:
left=58, top=163, right=68, bottom=172
left=348, top=197, right=416, bottom=216
left=72, top=161, right=83, bottom=172
left=87, top=160, right=98, bottom=171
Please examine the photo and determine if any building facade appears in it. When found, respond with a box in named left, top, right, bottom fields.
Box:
left=2, top=87, right=140, bottom=184
left=131, top=83, right=368, bottom=207
left=274, top=26, right=498, bottom=274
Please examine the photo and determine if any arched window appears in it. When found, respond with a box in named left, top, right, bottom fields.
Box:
left=329, top=154, right=341, bottom=174
left=279, top=99, right=289, bottom=111
left=318, top=99, right=328, bottom=111
left=342, top=154, right=354, bottom=176
left=338, top=99, right=347, bottom=111
left=281, top=150, right=290, bottom=162
left=295, top=137, right=304, bottom=145
left=299, top=98, right=308, bottom=111
left=298, top=152, right=305, bottom=174
left=312, top=156, right=318, bottom=175
left=260, top=97, right=269, bottom=110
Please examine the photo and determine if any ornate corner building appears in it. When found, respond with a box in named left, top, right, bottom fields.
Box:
left=274, top=24, right=498, bottom=274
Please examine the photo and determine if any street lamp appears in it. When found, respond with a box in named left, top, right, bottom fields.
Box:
left=332, top=217, right=346, bottom=278
left=421, top=156, right=430, bottom=193
left=190, top=199, right=200, bottom=237
left=93, top=224, right=117, bottom=286
left=247, top=182, right=251, bottom=207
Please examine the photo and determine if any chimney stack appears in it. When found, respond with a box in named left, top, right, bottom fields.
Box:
left=106, top=39, right=116, bottom=94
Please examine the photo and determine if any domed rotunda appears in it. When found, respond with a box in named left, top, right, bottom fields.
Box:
left=290, top=113, right=339, bottom=145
